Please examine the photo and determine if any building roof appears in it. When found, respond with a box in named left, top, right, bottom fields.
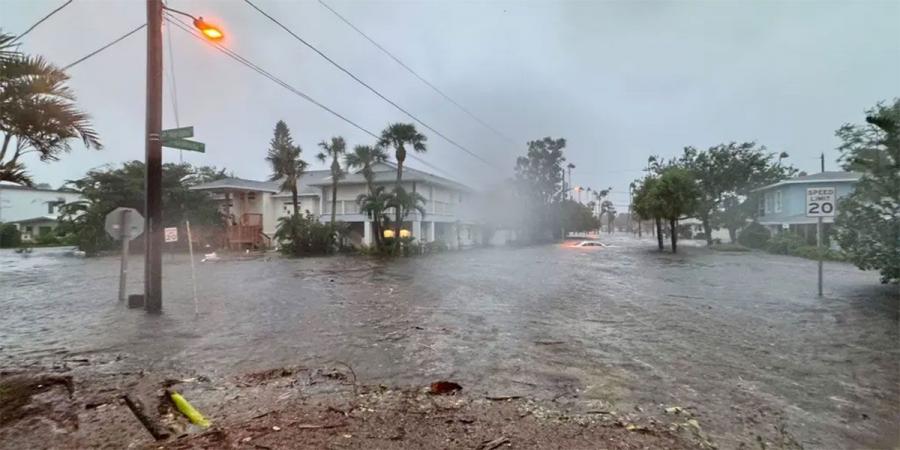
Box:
left=310, top=162, right=472, bottom=192
left=192, top=163, right=472, bottom=196
left=753, top=171, right=862, bottom=192
left=11, top=215, right=60, bottom=224
left=189, top=170, right=331, bottom=195
left=0, top=182, right=79, bottom=194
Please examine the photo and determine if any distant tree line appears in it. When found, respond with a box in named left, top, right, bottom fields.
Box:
left=631, top=143, right=794, bottom=253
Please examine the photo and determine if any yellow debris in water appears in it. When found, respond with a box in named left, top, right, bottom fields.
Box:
left=169, top=391, right=210, bottom=428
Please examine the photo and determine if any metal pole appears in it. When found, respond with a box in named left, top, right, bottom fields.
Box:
left=817, top=216, right=823, bottom=297
left=118, top=210, right=130, bottom=302
left=144, top=0, right=164, bottom=313
left=185, top=220, right=199, bottom=316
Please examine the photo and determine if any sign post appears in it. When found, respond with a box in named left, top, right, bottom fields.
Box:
left=119, top=210, right=130, bottom=302
left=105, top=207, right=144, bottom=302
left=185, top=220, right=199, bottom=316
left=806, top=187, right=836, bottom=297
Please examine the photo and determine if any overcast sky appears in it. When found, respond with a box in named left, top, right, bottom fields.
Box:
left=4, top=0, right=899, bottom=208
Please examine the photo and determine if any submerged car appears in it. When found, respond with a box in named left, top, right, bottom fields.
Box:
left=574, top=240, right=606, bottom=247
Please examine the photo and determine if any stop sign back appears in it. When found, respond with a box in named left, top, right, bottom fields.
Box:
left=105, top=207, right=144, bottom=240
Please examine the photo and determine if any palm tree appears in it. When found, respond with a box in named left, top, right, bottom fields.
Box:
left=388, top=187, right=427, bottom=228
left=344, top=144, right=388, bottom=195
left=357, top=185, right=393, bottom=246
left=266, top=120, right=306, bottom=215
left=0, top=31, right=101, bottom=186
left=378, top=123, right=426, bottom=236
left=317, top=136, right=346, bottom=225
left=346, top=144, right=388, bottom=246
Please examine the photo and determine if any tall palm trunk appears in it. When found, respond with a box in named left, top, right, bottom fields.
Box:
left=291, top=183, right=299, bottom=216
left=330, top=180, right=338, bottom=224
left=394, top=148, right=405, bottom=237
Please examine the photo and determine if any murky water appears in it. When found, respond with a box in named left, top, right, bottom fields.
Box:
left=1, top=238, right=897, bottom=448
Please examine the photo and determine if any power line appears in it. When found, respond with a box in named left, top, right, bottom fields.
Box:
left=242, top=0, right=503, bottom=171
left=165, top=20, right=183, bottom=162
left=11, top=0, right=74, bottom=45
left=164, top=15, right=460, bottom=181
left=63, top=24, right=146, bottom=70
left=317, top=0, right=517, bottom=146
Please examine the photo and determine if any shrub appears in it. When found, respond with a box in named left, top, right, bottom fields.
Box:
left=275, top=212, right=335, bottom=256
left=0, top=223, right=22, bottom=248
left=34, top=232, right=61, bottom=246
left=737, top=222, right=770, bottom=249
left=766, top=232, right=806, bottom=255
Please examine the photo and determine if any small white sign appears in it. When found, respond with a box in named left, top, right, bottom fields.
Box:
left=164, top=227, right=179, bottom=243
left=806, top=187, right=836, bottom=217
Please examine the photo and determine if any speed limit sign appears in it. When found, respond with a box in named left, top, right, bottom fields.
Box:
left=806, top=187, right=836, bottom=217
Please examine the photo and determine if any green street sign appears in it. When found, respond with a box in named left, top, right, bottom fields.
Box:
left=161, top=126, right=194, bottom=140
left=163, top=138, right=205, bottom=153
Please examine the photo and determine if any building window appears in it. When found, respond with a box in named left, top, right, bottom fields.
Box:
left=774, top=190, right=783, bottom=213
left=764, top=193, right=772, bottom=213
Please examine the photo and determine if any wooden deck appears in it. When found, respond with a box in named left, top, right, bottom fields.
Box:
left=226, top=213, right=268, bottom=250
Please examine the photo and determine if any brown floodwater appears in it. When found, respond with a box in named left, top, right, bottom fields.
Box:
left=1, top=237, right=897, bottom=448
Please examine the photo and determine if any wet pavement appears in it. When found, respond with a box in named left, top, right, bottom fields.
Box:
left=1, top=237, right=897, bottom=448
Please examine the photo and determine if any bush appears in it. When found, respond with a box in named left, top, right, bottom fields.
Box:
left=275, top=212, right=336, bottom=256
left=0, top=223, right=22, bottom=248
left=34, top=232, right=61, bottom=246
left=423, top=239, right=448, bottom=254
left=766, top=232, right=806, bottom=255
left=737, top=222, right=770, bottom=249
left=765, top=232, right=845, bottom=261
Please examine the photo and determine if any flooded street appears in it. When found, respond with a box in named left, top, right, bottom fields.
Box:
left=1, top=237, right=897, bottom=448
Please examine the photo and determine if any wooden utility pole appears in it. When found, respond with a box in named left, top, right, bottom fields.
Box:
left=144, top=0, right=164, bottom=313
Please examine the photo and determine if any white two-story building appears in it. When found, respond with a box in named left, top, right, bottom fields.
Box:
left=190, top=162, right=482, bottom=249
left=0, top=182, right=83, bottom=241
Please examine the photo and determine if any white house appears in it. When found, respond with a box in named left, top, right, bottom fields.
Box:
left=0, top=182, right=82, bottom=241
left=190, top=162, right=482, bottom=249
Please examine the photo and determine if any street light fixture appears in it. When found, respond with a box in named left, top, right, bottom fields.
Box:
left=163, top=5, right=225, bottom=41
left=193, top=17, right=224, bottom=40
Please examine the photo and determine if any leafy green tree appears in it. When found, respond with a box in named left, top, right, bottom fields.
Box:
left=265, top=120, right=306, bottom=216
left=0, top=222, right=21, bottom=248
left=0, top=31, right=101, bottom=186
left=345, top=144, right=388, bottom=247
left=834, top=99, right=900, bottom=283
left=57, top=162, right=226, bottom=255
left=632, top=175, right=666, bottom=250
left=561, top=200, right=599, bottom=232
left=317, top=136, right=346, bottom=225
left=654, top=167, right=700, bottom=253
left=378, top=123, right=427, bottom=238
left=677, top=143, right=795, bottom=245
left=514, top=137, right=567, bottom=241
